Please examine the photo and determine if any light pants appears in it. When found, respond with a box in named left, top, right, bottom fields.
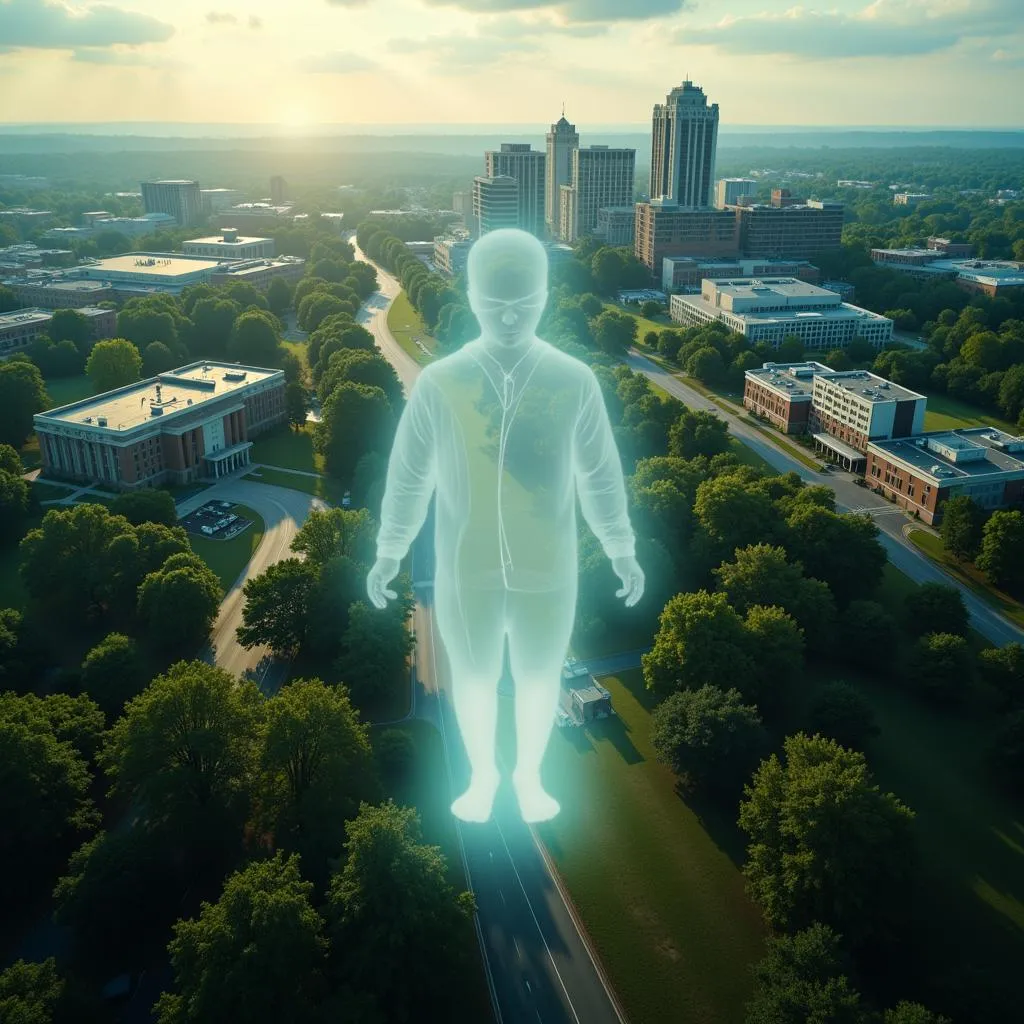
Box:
left=434, top=580, right=577, bottom=784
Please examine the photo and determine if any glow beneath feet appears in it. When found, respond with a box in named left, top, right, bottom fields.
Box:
left=451, top=773, right=500, bottom=823
left=513, top=775, right=560, bottom=823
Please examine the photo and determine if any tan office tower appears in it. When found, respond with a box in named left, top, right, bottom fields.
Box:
left=650, top=81, right=719, bottom=207
left=471, top=175, right=519, bottom=236
left=561, top=146, right=636, bottom=243
left=485, top=144, right=546, bottom=237
left=140, top=180, right=203, bottom=227
left=545, top=112, right=579, bottom=239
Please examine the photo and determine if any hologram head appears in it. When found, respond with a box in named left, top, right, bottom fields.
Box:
left=467, top=229, right=549, bottom=347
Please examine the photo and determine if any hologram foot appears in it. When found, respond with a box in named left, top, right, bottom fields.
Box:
left=451, top=771, right=500, bottom=823
left=512, top=772, right=560, bottom=823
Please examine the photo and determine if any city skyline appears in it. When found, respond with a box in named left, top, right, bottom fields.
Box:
left=0, top=0, right=1021, bottom=127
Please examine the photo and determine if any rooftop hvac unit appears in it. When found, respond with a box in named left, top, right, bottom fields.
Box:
left=97, top=417, right=107, bottom=427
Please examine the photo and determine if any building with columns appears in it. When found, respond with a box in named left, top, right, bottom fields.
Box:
left=33, top=360, right=286, bottom=490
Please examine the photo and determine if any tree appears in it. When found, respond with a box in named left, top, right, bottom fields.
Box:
left=188, top=297, right=240, bottom=360
left=739, top=733, right=915, bottom=945
left=668, top=408, right=730, bottom=460
left=0, top=283, right=19, bottom=313
left=335, top=598, right=415, bottom=710
left=592, top=309, right=637, bottom=353
left=267, top=276, right=294, bottom=314
left=101, top=661, right=262, bottom=841
left=742, top=605, right=806, bottom=716
left=988, top=710, right=1024, bottom=797
left=0, top=959, right=65, bottom=1024
left=940, top=494, right=985, bottom=561
left=48, top=308, right=92, bottom=350
left=137, top=555, right=223, bottom=653
left=237, top=558, right=319, bottom=654
left=107, top=522, right=191, bottom=618
left=0, top=359, right=48, bottom=448
left=0, top=467, right=29, bottom=543
left=315, top=381, right=395, bottom=482
left=117, top=300, right=181, bottom=351
left=110, top=487, right=177, bottom=526
left=286, top=381, right=308, bottom=429
left=650, top=684, right=765, bottom=796
left=907, top=632, right=973, bottom=705
left=977, top=642, right=1024, bottom=708
left=579, top=292, right=603, bottom=318
left=226, top=308, right=284, bottom=367
left=255, top=680, right=376, bottom=881
left=805, top=681, right=879, bottom=751
left=142, top=340, right=177, bottom=378
left=694, top=473, right=780, bottom=560
left=80, top=632, right=147, bottom=718
left=154, top=853, right=328, bottom=1024
left=976, top=509, right=1024, bottom=591
left=298, top=292, right=353, bottom=334
left=0, top=442, right=23, bottom=477
left=85, top=337, right=142, bottom=393
left=290, top=506, right=376, bottom=568
left=641, top=299, right=663, bottom=319
left=686, top=345, right=727, bottom=384
left=642, top=590, right=754, bottom=700
left=374, top=728, right=415, bottom=784
left=838, top=600, right=897, bottom=671
left=883, top=1003, right=952, bottom=1024
left=904, top=582, right=969, bottom=637
left=318, top=348, right=403, bottom=409
left=327, top=801, right=475, bottom=1022
left=776, top=334, right=805, bottom=362
left=745, top=923, right=868, bottom=1024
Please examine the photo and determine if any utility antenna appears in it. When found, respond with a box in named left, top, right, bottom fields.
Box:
left=562, top=101, right=566, bottom=117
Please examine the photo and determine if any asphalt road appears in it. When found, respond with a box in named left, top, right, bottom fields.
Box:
left=625, top=349, right=1024, bottom=648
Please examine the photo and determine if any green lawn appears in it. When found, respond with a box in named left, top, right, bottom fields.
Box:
left=536, top=670, right=767, bottom=1024
left=243, top=466, right=347, bottom=506
left=282, top=339, right=310, bottom=384
left=372, top=718, right=493, bottom=1023
left=30, top=480, right=75, bottom=503
left=908, top=528, right=1024, bottom=629
left=43, top=374, right=95, bottom=409
left=248, top=423, right=323, bottom=474
left=387, top=290, right=435, bottom=365
left=188, top=503, right=266, bottom=592
left=923, top=393, right=1020, bottom=435
left=728, top=436, right=775, bottom=474
left=607, top=302, right=670, bottom=343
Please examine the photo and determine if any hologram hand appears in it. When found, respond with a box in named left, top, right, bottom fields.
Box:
left=367, top=556, right=400, bottom=609
left=612, top=555, right=645, bottom=608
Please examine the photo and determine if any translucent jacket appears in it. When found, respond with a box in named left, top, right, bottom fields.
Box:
left=376, top=338, right=636, bottom=592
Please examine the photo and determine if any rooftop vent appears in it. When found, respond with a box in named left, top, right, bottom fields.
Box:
left=223, top=370, right=247, bottom=382
left=97, top=417, right=107, bottom=427
left=83, top=416, right=92, bottom=423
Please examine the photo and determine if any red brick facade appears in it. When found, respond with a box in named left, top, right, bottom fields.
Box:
left=743, top=378, right=810, bottom=433
left=809, top=408, right=869, bottom=452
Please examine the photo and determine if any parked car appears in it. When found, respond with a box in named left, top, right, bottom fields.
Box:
left=342, top=491, right=352, bottom=509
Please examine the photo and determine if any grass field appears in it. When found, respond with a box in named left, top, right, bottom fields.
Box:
left=908, top=528, right=1024, bottom=629
left=30, top=480, right=75, bottom=503
left=243, top=466, right=347, bottom=506
left=537, top=670, right=767, bottom=1024
left=43, top=374, right=95, bottom=408
left=372, top=718, right=493, bottom=1023
left=387, top=290, right=436, bottom=365
left=188, top=503, right=266, bottom=592
left=248, top=423, right=324, bottom=474
left=282, top=339, right=311, bottom=383
left=606, top=302, right=670, bottom=343
left=923, top=393, right=1020, bottom=435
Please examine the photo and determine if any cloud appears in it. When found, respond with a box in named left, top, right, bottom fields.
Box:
left=305, top=51, right=377, bottom=73
left=387, top=31, right=542, bottom=69
left=483, top=14, right=607, bottom=38
left=205, top=11, right=237, bottom=24
left=71, top=47, right=183, bottom=68
left=677, top=0, right=1023, bottom=60
left=0, top=0, right=174, bottom=49
left=249, top=15, right=262, bottom=29
left=325, top=0, right=372, bottom=6
left=395, top=0, right=686, bottom=21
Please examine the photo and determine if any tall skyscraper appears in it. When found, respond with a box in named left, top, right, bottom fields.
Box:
left=471, top=175, right=519, bottom=236
left=650, top=81, right=719, bottom=208
left=545, top=112, right=579, bottom=239
left=140, top=180, right=203, bottom=226
left=484, top=144, right=546, bottom=237
left=270, top=176, right=287, bottom=205
left=559, top=146, right=636, bottom=243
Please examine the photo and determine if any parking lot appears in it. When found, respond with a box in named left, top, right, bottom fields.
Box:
left=180, top=500, right=253, bottom=541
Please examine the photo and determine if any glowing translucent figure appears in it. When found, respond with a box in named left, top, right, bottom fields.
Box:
left=367, top=229, right=644, bottom=823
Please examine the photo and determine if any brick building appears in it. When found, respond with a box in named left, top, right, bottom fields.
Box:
left=634, top=205, right=739, bottom=270
left=866, top=429, right=1024, bottom=525
left=0, top=306, right=117, bottom=357
left=34, top=360, right=286, bottom=491
left=732, top=199, right=844, bottom=259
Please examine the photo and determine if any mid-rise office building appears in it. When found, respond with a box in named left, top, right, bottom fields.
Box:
left=743, top=361, right=926, bottom=470
left=927, top=237, right=972, bottom=257
left=894, top=192, right=932, bottom=206
left=223, top=203, right=294, bottom=228
left=635, top=205, right=740, bottom=270
left=34, top=360, right=286, bottom=490
left=8, top=277, right=115, bottom=309
left=0, top=306, right=116, bottom=358
left=671, top=277, right=893, bottom=350
left=545, top=113, right=579, bottom=239
left=870, top=249, right=1024, bottom=297
left=596, top=206, right=636, bottom=246
left=867, top=429, right=1024, bottom=524
left=208, top=257, right=306, bottom=290
left=141, top=180, right=203, bottom=227
left=183, top=229, right=275, bottom=261
left=433, top=237, right=473, bottom=277
left=733, top=200, right=844, bottom=259
left=471, top=175, right=519, bottom=236
left=715, top=177, right=757, bottom=208
left=650, top=81, right=719, bottom=208
left=484, top=144, right=546, bottom=237
left=558, top=146, right=635, bottom=243
left=662, top=256, right=820, bottom=294
left=200, top=188, right=245, bottom=213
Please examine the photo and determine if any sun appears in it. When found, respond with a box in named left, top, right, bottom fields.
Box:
left=277, top=106, right=312, bottom=130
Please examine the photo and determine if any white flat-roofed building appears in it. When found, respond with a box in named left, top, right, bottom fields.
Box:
left=200, top=188, right=245, bottom=212
left=209, top=256, right=306, bottom=289
left=34, top=360, right=286, bottom=490
left=91, top=212, right=176, bottom=238
left=894, top=192, right=932, bottom=206
left=672, top=277, right=893, bottom=350
left=662, top=255, right=820, bottom=293
left=433, top=237, right=473, bottom=277
left=75, top=252, right=222, bottom=289
left=715, top=177, right=757, bottom=208
left=183, top=229, right=275, bottom=260
left=870, top=249, right=1024, bottom=296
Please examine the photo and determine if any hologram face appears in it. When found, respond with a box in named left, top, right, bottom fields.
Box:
left=468, top=229, right=549, bottom=347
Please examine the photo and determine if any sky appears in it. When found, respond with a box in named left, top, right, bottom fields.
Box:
left=0, top=0, right=1022, bottom=128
